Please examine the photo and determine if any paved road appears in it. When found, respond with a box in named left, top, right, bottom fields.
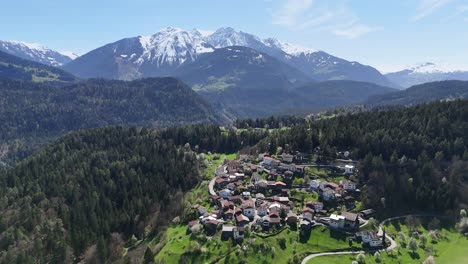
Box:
left=208, top=177, right=216, bottom=196
left=301, top=214, right=448, bottom=264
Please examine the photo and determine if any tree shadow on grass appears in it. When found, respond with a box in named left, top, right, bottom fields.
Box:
left=408, top=251, right=420, bottom=260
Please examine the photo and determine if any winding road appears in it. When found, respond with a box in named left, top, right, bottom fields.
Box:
left=301, top=214, right=447, bottom=264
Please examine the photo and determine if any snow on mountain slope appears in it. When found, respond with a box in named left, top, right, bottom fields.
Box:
left=385, top=62, right=468, bottom=88
left=263, top=38, right=318, bottom=56
left=0, top=40, right=75, bottom=66
left=136, top=27, right=213, bottom=67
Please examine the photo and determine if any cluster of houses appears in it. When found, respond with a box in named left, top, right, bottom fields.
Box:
left=187, top=152, right=382, bottom=248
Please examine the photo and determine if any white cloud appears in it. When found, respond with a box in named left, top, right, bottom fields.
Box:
left=270, top=0, right=379, bottom=39
left=332, top=24, right=382, bottom=39
left=271, top=0, right=314, bottom=27
left=412, top=0, right=452, bottom=21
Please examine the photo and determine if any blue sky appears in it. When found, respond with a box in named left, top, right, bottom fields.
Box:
left=1, top=0, right=468, bottom=72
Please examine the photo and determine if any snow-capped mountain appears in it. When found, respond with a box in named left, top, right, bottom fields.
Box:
left=204, top=28, right=393, bottom=87
left=385, top=62, right=468, bottom=88
left=63, top=26, right=394, bottom=87
left=0, top=40, right=76, bottom=66
left=64, top=27, right=214, bottom=80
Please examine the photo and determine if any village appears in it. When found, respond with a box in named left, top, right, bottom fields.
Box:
left=187, top=151, right=384, bottom=250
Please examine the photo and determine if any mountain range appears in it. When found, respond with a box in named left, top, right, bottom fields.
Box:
left=385, top=62, right=468, bottom=88
left=0, top=50, right=76, bottom=82
left=0, top=40, right=77, bottom=67
left=58, top=27, right=395, bottom=88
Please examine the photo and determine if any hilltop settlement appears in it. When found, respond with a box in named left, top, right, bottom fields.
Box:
left=188, top=151, right=384, bottom=249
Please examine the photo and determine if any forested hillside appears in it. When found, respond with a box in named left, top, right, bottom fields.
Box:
left=368, top=80, right=468, bottom=106
left=0, top=124, right=268, bottom=263
left=0, top=50, right=76, bottom=82
left=255, top=100, right=468, bottom=213
left=0, top=77, right=217, bottom=164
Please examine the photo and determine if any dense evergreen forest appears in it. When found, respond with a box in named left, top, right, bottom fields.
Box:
left=0, top=77, right=218, bottom=164
left=255, top=100, right=468, bottom=214
left=0, top=125, right=268, bottom=263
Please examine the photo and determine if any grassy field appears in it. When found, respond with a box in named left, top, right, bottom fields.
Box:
left=307, top=217, right=468, bottom=264
left=154, top=223, right=357, bottom=264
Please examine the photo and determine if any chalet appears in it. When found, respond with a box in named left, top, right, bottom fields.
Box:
left=222, top=225, right=234, bottom=240
left=321, top=187, right=336, bottom=202
left=344, top=196, right=355, bottom=208
left=187, top=220, right=200, bottom=233
left=228, top=195, right=242, bottom=204
left=267, top=181, right=277, bottom=189
left=310, top=179, right=321, bottom=190
left=250, top=164, right=258, bottom=172
left=224, top=209, right=234, bottom=220
left=234, top=207, right=243, bottom=215
left=287, top=212, right=298, bottom=225
left=342, top=212, right=359, bottom=228
left=295, top=165, right=305, bottom=174
left=281, top=153, right=294, bottom=163
left=263, top=157, right=280, bottom=168
left=219, top=200, right=234, bottom=211
left=257, top=204, right=268, bottom=216
left=357, top=231, right=382, bottom=247
left=303, top=212, right=314, bottom=222
left=273, top=196, right=290, bottom=205
left=279, top=163, right=296, bottom=172
left=344, top=164, right=355, bottom=174
left=241, top=200, right=256, bottom=218
left=236, top=214, right=250, bottom=226
left=360, top=209, right=376, bottom=219
left=340, top=180, right=356, bottom=191
left=204, top=219, right=219, bottom=234
left=283, top=171, right=294, bottom=180
left=307, top=201, right=323, bottom=211
left=275, top=181, right=287, bottom=189
left=210, top=195, right=221, bottom=204
left=226, top=183, right=236, bottom=191
left=197, top=206, right=207, bottom=215
left=227, top=161, right=241, bottom=172
left=269, top=202, right=282, bottom=213
left=269, top=211, right=281, bottom=226
left=260, top=216, right=270, bottom=227
left=258, top=153, right=269, bottom=160
left=256, top=179, right=268, bottom=190
left=329, top=214, right=345, bottom=229
left=242, top=191, right=251, bottom=199
left=233, top=226, right=245, bottom=240
left=234, top=173, right=245, bottom=180
left=219, top=189, right=233, bottom=198
left=215, top=177, right=230, bottom=188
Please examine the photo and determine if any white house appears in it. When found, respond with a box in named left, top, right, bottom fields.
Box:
left=357, top=231, right=382, bottom=247
left=281, top=153, right=294, bottom=163
left=310, top=179, right=321, bottom=190
left=340, top=180, right=356, bottom=191
left=219, top=189, right=233, bottom=198
left=344, top=165, right=355, bottom=174
left=329, top=214, right=345, bottom=229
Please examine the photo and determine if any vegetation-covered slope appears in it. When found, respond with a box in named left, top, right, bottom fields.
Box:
left=0, top=50, right=76, bottom=82
left=0, top=127, right=202, bottom=263
left=198, top=80, right=395, bottom=119
left=256, top=100, right=468, bottom=213
left=0, top=77, right=217, bottom=163
left=0, top=123, right=269, bottom=263
left=368, top=80, right=468, bottom=106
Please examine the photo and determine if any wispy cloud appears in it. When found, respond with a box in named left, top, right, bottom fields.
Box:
left=412, top=0, right=452, bottom=21
left=270, top=0, right=380, bottom=39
